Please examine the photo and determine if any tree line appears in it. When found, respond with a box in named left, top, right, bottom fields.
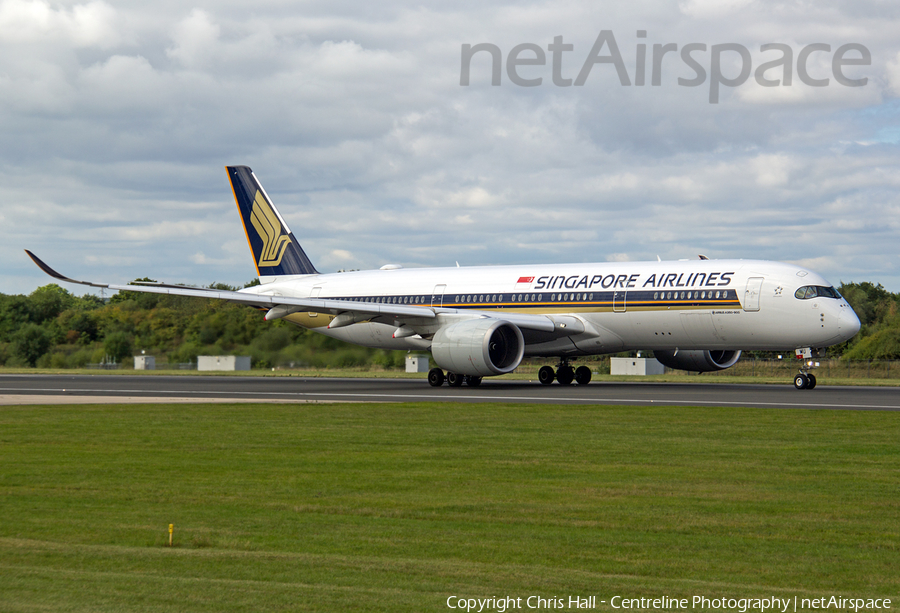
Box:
left=0, top=280, right=897, bottom=369
left=0, top=280, right=407, bottom=370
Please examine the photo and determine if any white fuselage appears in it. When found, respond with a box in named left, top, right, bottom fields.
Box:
left=241, top=259, right=860, bottom=357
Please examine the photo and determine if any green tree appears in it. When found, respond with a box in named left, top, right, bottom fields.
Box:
left=58, top=310, right=100, bottom=344
left=103, top=331, right=133, bottom=363
left=29, top=284, right=75, bottom=324
left=11, top=323, right=53, bottom=366
left=0, top=294, right=31, bottom=342
left=842, top=327, right=900, bottom=360
left=109, top=279, right=161, bottom=310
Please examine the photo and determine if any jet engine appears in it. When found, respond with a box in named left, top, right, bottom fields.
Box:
left=431, top=319, right=524, bottom=376
left=654, top=349, right=742, bottom=372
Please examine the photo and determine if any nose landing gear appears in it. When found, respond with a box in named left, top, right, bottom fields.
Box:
left=793, top=348, right=823, bottom=390
left=793, top=372, right=817, bottom=390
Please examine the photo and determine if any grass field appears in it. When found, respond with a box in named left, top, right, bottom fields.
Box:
left=1, top=402, right=897, bottom=612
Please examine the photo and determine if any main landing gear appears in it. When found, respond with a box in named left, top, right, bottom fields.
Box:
left=538, top=359, right=592, bottom=386
left=427, top=368, right=482, bottom=388
left=793, top=347, right=822, bottom=390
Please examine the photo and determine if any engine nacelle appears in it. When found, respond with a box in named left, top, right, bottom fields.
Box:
left=654, top=349, right=742, bottom=373
left=431, top=319, right=524, bottom=376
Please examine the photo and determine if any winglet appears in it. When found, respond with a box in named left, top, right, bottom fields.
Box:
left=24, top=250, right=108, bottom=288
left=226, top=166, right=319, bottom=277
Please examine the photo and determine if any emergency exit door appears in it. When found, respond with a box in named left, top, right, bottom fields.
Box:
left=431, top=284, right=446, bottom=307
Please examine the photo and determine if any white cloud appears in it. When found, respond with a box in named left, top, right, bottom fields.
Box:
left=0, top=0, right=120, bottom=47
left=679, top=0, right=753, bottom=19
left=166, top=9, right=220, bottom=68
left=750, top=154, right=793, bottom=187
left=886, top=51, right=900, bottom=96
left=1, top=0, right=900, bottom=294
left=79, top=55, right=167, bottom=112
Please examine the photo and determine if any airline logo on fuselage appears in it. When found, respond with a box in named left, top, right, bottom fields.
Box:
left=517, top=271, right=735, bottom=290
left=250, top=191, right=290, bottom=267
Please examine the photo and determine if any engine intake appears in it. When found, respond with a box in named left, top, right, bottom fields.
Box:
left=654, top=349, right=742, bottom=373
left=431, top=319, right=524, bottom=376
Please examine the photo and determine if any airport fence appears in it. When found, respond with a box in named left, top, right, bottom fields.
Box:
left=153, top=362, right=197, bottom=371
left=518, top=357, right=900, bottom=379
left=704, top=358, right=900, bottom=379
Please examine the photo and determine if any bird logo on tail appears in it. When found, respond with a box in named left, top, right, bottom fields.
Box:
left=249, top=190, right=290, bottom=267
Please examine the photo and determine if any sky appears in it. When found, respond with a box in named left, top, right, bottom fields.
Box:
left=2, top=0, right=900, bottom=296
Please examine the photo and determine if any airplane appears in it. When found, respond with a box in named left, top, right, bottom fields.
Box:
left=26, top=165, right=861, bottom=390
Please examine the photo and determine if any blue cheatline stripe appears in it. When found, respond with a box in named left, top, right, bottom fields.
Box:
left=314, top=289, right=743, bottom=310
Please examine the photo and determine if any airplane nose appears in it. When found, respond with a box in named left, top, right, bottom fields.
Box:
left=838, top=306, right=861, bottom=340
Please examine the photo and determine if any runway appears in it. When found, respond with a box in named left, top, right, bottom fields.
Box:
left=1, top=374, right=898, bottom=410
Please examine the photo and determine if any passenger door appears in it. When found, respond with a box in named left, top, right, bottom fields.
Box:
left=743, top=277, right=764, bottom=312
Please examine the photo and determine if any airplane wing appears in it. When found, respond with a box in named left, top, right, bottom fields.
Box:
left=25, top=250, right=435, bottom=320
left=25, top=250, right=574, bottom=334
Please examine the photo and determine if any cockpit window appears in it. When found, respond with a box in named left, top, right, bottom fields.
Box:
left=794, top=285, right=841, bottom=300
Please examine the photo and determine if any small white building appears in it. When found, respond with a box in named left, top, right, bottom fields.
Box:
left=134, top=355, right=156, bottom=370
left=406, top=354, right=430, bottom=373
left=198, top=356, right=251, bottom=371
left=610, top=357, right=666, bottom=376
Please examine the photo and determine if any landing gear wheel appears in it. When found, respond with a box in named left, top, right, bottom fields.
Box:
left=806, top=374, right=817, bottom=389
left=428, top=368, right=445, bottom=387
left=794, top=373, right=809, bottom=390
left=447, top=372, right=465, bottom=387
left=574, top=366, right=592, bottom=385
left=538, top=366, right=556, bottom=385
left=466, top=376, right=482, bottom=387
left=557, top=365, right=575, bottom=385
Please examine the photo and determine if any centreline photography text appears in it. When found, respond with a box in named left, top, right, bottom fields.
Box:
left=446, top=594, right=892, bottom=612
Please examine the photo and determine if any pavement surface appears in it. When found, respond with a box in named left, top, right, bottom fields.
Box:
left=1, top=374, right=897, bottom=410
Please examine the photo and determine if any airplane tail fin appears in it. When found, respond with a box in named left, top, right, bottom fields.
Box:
left=226, top=166, right=319, bottom=277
